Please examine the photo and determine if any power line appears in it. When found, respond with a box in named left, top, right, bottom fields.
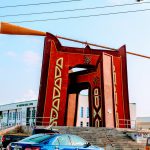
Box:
left=0, top=0, right=83, bottom=9
left=0, top=1, right=150, bottom=18
left=57, top=35, right=150, bottom=59
left=56, top=35, right=117, bottom=51
left=127, top=51, right=150, bottom=59
left=10, top=8, right=150, bottom=24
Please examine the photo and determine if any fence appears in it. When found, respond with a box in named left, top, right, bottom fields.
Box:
left=0, top=117, right=138, bottom=129
left=0, top=117, right=136, bottom=129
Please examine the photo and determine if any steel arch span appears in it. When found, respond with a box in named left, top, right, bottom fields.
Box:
left=36, top=33, right=130, bottom=128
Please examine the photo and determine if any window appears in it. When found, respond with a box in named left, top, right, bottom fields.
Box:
left=32, top=108, right=36, bottom=118
left=86, top=107, right=89, bottom=118
left=16, top=112, right=18, bottom=120
left=21, top=134, right=52, bottom=143
left=86, top=122, right=89, bottom=127
left=57, top=135, right=71, bottom=145
left=9, top=112, right=12, bottom=120
left=80, top=107, right=84, bottom=118
left=80, top=121, right=83, bottom=127
left=52, top=139, right=59, bottom=145
left=69, top=135, right=87, bottom=146
left=20, top=111, right=22, bottom=119
left=27, top=109, right=31, bottom=118
left=13, top=112, right=16, bottom=120
left=3, top=113, right=5, bottom=117
left=18, top=112, right=20, bottom=120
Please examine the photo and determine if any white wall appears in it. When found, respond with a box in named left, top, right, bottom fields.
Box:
left=0, top=100, right=37, bottom=127
left=130, top=103, right=136, bottom=128
left=76, top=95, right=89, bottom=127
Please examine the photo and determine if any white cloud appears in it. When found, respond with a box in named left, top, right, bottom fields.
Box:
left=23, top=51, right=41, bottom=65
left=5, top=51, right=17, bottom=57
left=22, top=89, right=38, bottom=100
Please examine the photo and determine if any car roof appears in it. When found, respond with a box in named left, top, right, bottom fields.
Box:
left=30, top=133, right=84, bottom=138
left=34, top=133, right=78, bottom=136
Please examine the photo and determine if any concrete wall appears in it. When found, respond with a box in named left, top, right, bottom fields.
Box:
left=129, top=103, right=136, bottom=128
left=76, top=95, right=89, bottom=127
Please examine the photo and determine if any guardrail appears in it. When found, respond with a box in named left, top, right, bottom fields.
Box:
left=118, top=119, right=136, bottom=129
left=0, top=117, right=138, bottom=129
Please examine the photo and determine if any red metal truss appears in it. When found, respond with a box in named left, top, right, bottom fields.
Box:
left=36, top=33, right=130, bottom=128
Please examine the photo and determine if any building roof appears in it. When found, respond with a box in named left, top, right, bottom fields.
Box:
left=0, top=100, right=37, bottom=111
left=137, top=117, right=150, bottom=122
left=0, top=100, right=37, bottom=106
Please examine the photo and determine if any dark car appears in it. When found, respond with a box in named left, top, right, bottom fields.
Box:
left=0, top=134, right=28, bottom=148
left=32, top=128, right=59, bottom=135
left=9, top=133, right=103, bottom=150
left=0, top=128, right=59, bottom=148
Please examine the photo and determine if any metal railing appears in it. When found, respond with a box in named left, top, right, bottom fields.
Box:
left=0, top=117, right=139, bottom=130
left=118, top=119, right=136, bottom=129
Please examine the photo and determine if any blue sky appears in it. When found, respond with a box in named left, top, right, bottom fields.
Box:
left=0, top=0, right=150, bottom=117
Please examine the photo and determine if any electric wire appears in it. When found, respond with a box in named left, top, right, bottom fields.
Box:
left=0, top=1, right=150, bottom=18
left=127, top=52, right=150, bottom=59
left=0, top=0, right=83, bottom=9
left=57, top=35, right=150, bottom=59
left=10, top=8, right=150, bottom=24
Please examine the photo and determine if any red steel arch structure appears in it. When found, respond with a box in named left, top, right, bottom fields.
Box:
left=0, top=22, right=130, bottom=128
left=37, top=33, right=130, bottom=128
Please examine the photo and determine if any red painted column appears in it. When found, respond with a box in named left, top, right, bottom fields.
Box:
left=102, top=53, right=115, bottom=128
left=119, top=45, right=130, bottom=128
left=36, top=34, right=52, bottom=125
left=66, top=94, right=77, bottom=126
left=113, top=57, right=125, bottom=128
left=41, top=40, right=69, bottom=126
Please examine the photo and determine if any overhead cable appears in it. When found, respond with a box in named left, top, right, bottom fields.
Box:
left=127, top=52, right=150, bottom=59
left=57, top=35, right=150, bottom=59
left=0, top=1, right=150, bottom=18
left=1, top=1, right=150, bottom=18
left=10, top=8, right=150, bottom=23
left=0, top=0, right=83, bottom=9
left=56, top=35, right=116, bottom=51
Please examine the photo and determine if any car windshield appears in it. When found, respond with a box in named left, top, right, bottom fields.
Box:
left=20, top=134, right=52, bottom=143
left=69, top=135, right=87, bottom=146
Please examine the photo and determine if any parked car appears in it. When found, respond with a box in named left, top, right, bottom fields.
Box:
left=0, top=133, right=28, bottom=148
left=32, top=128, right=59, bottom=135
left=0, top=128, right=58, bottom=148
left=8, top=133, right=104, bottom=150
